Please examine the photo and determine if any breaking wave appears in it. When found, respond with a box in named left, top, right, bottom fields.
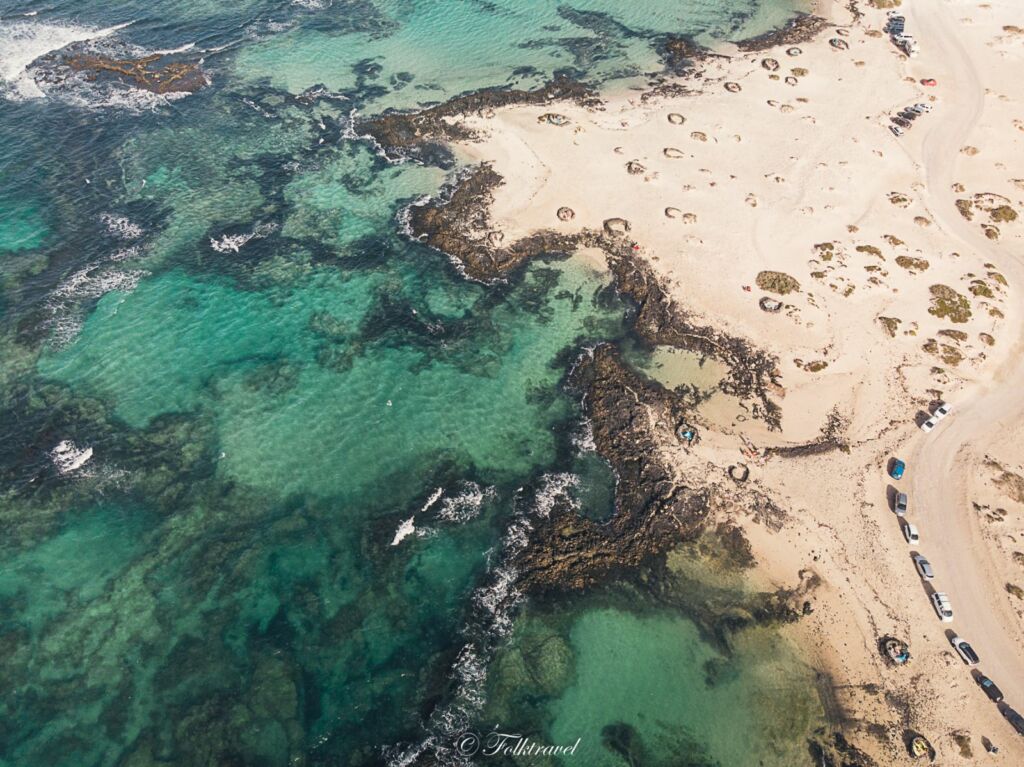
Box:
left=50, top=440, right=94, bottom=475
left=0, top=18, right=131, bottom=100
left=210, top=222, right=278, bottom=254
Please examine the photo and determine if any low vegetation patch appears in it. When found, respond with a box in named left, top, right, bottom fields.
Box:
left=938, top=329, right=968, bottom=342
left=878, top=316, right=901, bottom=337
left=1007, top=583, right=1024, bottom=600
left=928, top=285, right=971, bottom=323
left=955, top=199, right=973, bottom=220
left=855, top=244, right=883, bottom=258
left=895, top=256, right=929, bottom=272
left=969, top=280, right=994, bottom=298
left=756, top=270, right=801, bottom=295
left=990, top=205, right=1018, bottom=223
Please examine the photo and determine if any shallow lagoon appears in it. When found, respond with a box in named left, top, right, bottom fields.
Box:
left=0, top=0, right=819, bottom=764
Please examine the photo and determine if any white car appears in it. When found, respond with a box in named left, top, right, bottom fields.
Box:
left=931, top=592, right=954, bottom=622
left=921, top=401, right=951, bottom=431
left=950, top=635, right=979, bottom=665
left=913, top=554, right=934, bottom=580
left=914, top=102, right=933, bottom=113
left=890, top=125, right=904, bottom=137
left=903, top=522, right=920, bottom=544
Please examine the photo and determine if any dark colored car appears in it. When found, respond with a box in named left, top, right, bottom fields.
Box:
left=977, top=676, right=1003, bottom=703
left=1003, top=706, right=1024, bottom=736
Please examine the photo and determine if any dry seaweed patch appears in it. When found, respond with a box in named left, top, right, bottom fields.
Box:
left=927, top=285, right=972, bottom=323
left=988, top=270, right=1008, bottom=287
left=895, top=256, right=928, bottom=273
left=887, top=192, right=911, bottom=208
left=756, top=271, right=801, bottom=295
left=883, top=235, right=904, bottom=247
left=855, top=244, right=884, bottom=259
left=982, top=224, right=1000, bottom=241
left=1007, top=583, right=1024, bottom=600
left=979, top=333, right=995, bottom=346
left=956, top=199, right=974, bottom=221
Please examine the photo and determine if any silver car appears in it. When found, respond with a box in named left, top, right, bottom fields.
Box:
left=913, top=554, right=934, bottom=580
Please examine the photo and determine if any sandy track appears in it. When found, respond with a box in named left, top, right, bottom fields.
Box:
left=907, top=0, right=1024, bottom=717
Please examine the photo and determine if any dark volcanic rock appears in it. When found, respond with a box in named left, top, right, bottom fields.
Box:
left=734, top=14, right=830, bottom=52
left=359, top=76, right=600, bottom=162
left=515, top=345, right=708, bottom=594
left=406, top=165, right=581, bottom=281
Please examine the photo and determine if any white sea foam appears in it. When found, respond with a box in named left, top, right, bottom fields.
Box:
left=437, top=482, right=493, bottom=523
left=100, top=213, right=144, bottom=240
left=0, top=19, right=131, bottom=100
left=291, top=0, right=333, bottom=8
left=533, top=472, right=580, bottom=517
left=50, top=440, right=93, bottom=475
left=48, top=264, right=147, bottom=346
left=210, top=221, right=278, bottom=254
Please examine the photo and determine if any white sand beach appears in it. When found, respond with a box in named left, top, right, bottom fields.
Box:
left=448, top=0, right=1024, bottom=761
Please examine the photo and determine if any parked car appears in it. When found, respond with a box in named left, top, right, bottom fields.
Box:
left=976, top=675, right=1004, bottom=703
left=921, top=416, right=938, bottom=432
left=913, top=554, right=934, bottom=580
left=914, top=102, right=933, bottom=112
left=1002, top=706, right=1024, bottom=736
left=895, top=492, right=909, bottom=516
left=921, top=78, right=937, bottom=86
left=931, top=591, right=953, bottom=622
left=907, top=105, right=924, bottom=114
left=892, top=117, right=911, bottom=128
left=899, top=111, right=918, bottom=121
left=951, top=636, right=980, bottom=665
left=890, top=459, right=906, bottom=480
left=890, top=125, right=904, bottom=137
left=903, top=522, right=920, bottom=544
left=933, top=401, right=951, bottom=419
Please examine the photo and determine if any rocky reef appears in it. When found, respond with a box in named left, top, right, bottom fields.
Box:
left=359, top=76, right=600, bottom=162
left=515, top=345, right=707, bottom=593
left=52, top=52, right=208, bottom=94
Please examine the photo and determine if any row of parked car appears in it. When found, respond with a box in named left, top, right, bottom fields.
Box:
left=889, top=400, right=1024, bottom=743
left=886, top=11, right=919, bottom=58
left=889, top=101, right=932, bottom=137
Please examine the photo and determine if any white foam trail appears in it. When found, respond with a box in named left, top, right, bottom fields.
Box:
left=150, top=42, right=195, bottom=55
left=210, top=222, right=277, bottom=254
left=391, top=517, right=417, bottom=546
left=50, top=440, right=93, bottom=475
left=0, top=19, right=132, bottom=100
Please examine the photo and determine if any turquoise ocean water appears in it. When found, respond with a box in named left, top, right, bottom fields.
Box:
left=0, top=1, right=822, bottom=765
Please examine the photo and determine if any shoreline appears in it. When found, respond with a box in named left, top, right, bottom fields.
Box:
left=368, top=0, right=1024, bottom=761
